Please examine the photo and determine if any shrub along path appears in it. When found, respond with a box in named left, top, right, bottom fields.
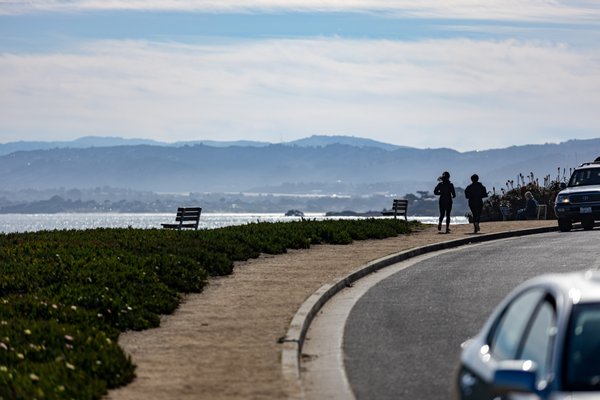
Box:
left=106, top=220, right=555, bottom=400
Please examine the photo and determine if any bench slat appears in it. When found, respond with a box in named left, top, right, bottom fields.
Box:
left=176, top=216, right=201, bottom=221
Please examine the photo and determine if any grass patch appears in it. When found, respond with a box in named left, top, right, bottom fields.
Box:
left=0, top=218, right=419, bottom=399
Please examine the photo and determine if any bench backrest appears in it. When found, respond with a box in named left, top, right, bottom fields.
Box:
left=392, top=199, right=408, bottom=220
left=175, top=207, right=202, bottom=229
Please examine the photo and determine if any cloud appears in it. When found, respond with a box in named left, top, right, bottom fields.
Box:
left=2, top=0, right=600, bottom=23
left=1, top=37, right=599, bottom=150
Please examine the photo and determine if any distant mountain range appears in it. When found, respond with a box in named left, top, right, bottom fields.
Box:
left=0, top=135, right=401, bottom=156
left=0, top=135, right=598, bottom=198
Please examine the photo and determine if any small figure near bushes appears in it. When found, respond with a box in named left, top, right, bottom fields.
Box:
left=517, top=191, right=538, bottom=220
left=465, top=174, right=488, bottom=233
left=434, top=171, right=456, bottom=233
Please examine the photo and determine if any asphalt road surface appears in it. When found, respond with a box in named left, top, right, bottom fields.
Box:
left=343, top=230, right=600, bottom=400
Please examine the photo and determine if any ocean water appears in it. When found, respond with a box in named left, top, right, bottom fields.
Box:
left=0, top=213, right=468, bottom=234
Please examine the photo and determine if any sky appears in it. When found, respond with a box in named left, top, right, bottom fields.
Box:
left=1, top=1, right=600, bottom=152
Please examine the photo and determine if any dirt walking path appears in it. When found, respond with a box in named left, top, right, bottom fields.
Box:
left=106, top=220, right=556, bottom=400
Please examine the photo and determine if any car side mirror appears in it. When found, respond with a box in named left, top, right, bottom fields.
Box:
left=559, top=182, right=567, bottom=190
left=493, top=360, right=538, bottom=395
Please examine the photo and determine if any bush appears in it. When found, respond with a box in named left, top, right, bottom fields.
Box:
left=483, top=180, right=562, bottom=221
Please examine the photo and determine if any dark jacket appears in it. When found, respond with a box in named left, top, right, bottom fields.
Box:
left=434, top=180, right=456, bottom=205
left=465, top=182, right=488, bottom=206
left=525, top=198, right=538, bottom=218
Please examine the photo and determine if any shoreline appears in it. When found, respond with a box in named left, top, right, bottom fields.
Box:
left=0, top=212, right=469, bottom=233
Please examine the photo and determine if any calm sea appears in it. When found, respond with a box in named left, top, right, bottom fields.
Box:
left=0, top=213, right=467, bottom=234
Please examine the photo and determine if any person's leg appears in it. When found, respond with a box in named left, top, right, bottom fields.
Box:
left=469, top=204, right=477, bottom=232
left=438, top=203, right=444, bottom=231
left=445, top=204, right=452, bottom=233
left=473, top=204, right=482, bottom=232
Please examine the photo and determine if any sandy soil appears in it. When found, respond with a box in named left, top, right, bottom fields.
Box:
left=105, top=220, right=556, bottom=400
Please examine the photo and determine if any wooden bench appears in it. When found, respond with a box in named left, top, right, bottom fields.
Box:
left=161, top=207, right=202, bottom=230
left=381, top=199, right=408, bottom=220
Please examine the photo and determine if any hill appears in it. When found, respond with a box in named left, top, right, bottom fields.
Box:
left=286, top=135, right=403, bottom=150
left=0, top=136, right=270, bottom=156
left=0, top=134, right=400, bottom=156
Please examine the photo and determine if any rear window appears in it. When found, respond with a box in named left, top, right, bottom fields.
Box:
left=563, top=303, right=600, bottom=390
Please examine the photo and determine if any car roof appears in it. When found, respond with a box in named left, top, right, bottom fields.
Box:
left=575, top=162, right=600, bottom=170
left=525, top=270, right=600, bottom=304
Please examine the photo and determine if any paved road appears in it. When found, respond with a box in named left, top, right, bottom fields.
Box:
left=343, top=230, right=600, bottom=400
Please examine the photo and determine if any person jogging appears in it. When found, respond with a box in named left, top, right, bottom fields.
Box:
left=434, top=171, right=456, bottom=233
left=465, top=173, right=488, bottom=233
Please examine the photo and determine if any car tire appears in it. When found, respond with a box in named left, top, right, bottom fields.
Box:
left=558, top=218, right=572, bottom=232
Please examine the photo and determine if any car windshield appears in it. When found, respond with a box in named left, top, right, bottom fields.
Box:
left=568, top=168, right=600, bottom=187
left=563, top=303, right=600, bottom=391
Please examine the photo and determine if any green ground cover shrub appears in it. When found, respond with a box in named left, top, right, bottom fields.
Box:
left=0, top=218, right=418, bottom=399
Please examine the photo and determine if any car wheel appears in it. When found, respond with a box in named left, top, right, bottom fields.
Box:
left=582, top=218, right=595, bottom=230
left=558, top=218, right=572, bottom=232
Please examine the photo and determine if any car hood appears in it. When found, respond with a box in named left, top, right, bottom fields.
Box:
left=559, top=184, right=600, bottom=195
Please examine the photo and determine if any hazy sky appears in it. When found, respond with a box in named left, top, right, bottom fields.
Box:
left=1, top=1, right=600, bottom=151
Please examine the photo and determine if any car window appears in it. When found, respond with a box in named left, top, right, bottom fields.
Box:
left=569, top=168, right=600, bottom=187
left=564, top=303, right=600, bottom=390
left=519, top=299, right=557, bottom=380
left=488, top=289, right=545, bottom=360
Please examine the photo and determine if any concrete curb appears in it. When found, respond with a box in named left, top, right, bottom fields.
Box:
left=281, top=225, right=559, bottom=399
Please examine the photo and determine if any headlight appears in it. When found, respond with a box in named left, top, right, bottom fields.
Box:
left=556, top=195, right=570, bottom=204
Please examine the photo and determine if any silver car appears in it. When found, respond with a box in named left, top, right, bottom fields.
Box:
left=455, top=271, right=600, bottom=399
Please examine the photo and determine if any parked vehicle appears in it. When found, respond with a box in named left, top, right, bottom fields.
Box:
left=454, top=271, right=600, bottom=399
left=554, top=160, right=600, bottom=232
